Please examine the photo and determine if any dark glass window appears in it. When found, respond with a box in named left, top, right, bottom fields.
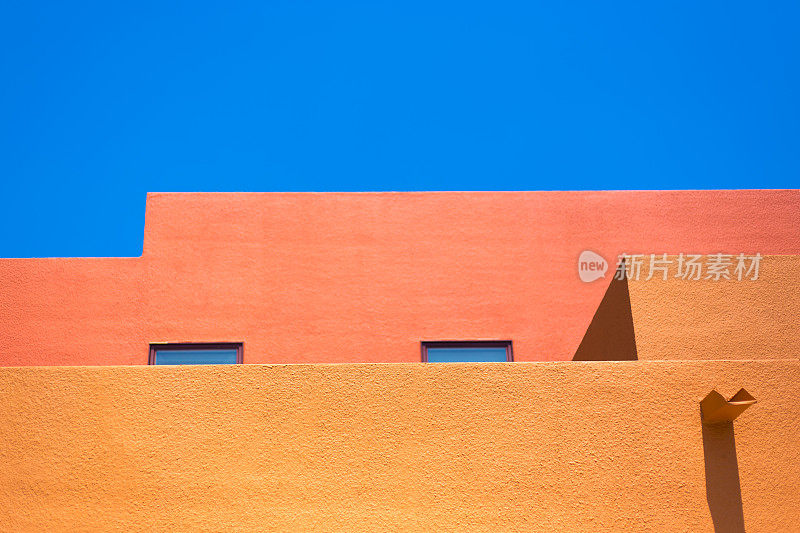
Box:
left=149, top=343, right=243, bottom=365
left=421, top=341, right=513, bottom=362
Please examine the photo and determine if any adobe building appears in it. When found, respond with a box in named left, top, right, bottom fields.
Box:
left=1, top=190, right=799, bottom=531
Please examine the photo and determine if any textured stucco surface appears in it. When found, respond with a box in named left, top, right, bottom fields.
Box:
left=1, top=361, right=798, bottom=531
left=1, top=190, right=799, bottom=365
left=629, top=255, right=800, bottom=360
left=0, top=258, right=143, bottom=366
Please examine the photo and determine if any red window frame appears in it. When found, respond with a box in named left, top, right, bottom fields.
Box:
left=420, top=340, right=513, bottom=362
left=148, top=342, right=244, bottom=365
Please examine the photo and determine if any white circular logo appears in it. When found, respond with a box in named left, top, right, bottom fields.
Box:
left=578, top=250, right=608, bottom=282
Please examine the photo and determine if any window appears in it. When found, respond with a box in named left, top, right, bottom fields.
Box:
left=149, top=343, right=243, bottom=365
left=421, top=341, right=513, bottom=362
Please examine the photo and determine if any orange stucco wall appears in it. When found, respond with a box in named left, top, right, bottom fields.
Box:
left=629, top=255, right=800, bottom=360
left=2, top=361, right=798, bottom=531
left=1, top=190, right=798, bottom=365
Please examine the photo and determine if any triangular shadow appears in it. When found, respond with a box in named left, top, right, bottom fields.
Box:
left=572, top=267, right=638, bottom=361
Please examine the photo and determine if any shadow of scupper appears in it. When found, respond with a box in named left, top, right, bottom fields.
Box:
left=702, top=420, right=746, bottom=533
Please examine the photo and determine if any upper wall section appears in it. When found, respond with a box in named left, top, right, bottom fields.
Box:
left=140, top=191, right=800, bottom=363
left=1, top=190, right=799, bottom=365
left=142, top=190, right=800, bottom=258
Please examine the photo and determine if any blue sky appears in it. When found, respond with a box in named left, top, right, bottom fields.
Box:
left=1, top=1, right=798, bottom=257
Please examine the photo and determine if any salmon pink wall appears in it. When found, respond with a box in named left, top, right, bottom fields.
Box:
left=1, top=190, right=798, bottom=366
left=0, top=258, right=142, bottom=366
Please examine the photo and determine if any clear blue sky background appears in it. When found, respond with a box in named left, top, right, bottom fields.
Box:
left=1, top=2, right=798, bottom=257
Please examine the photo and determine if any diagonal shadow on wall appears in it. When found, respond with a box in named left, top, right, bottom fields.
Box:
left=572, top=271, right=638, bottom=361
left=702, top=420, right=746, bottom=533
